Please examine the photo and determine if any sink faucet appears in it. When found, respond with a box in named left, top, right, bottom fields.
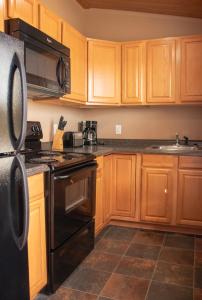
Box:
left=175, top=133, right=180, bottom=146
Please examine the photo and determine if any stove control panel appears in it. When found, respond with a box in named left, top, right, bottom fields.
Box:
left=26, top=121, right=43, bottom=140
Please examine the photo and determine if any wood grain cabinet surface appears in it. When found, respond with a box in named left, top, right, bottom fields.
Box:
left=0, top=0, right=4, bottom=31
left=28, top=173, right=47, bottom=300
left=179, top=36, right=202, bottom=102
left=177, top=156, right=202, bottom=227
left=38, top=3, right=62, bottom=42
left=7, top=0, right=38, bottom=27
left=95, top=156, right=104, bottom=234
left=141, top=155, right=177, bottom=224
left=112, top=155, right=136, bottom=218
left=88, top=39, right=121, bottom=104
left=103, top=155, right=113, bottom=223
left=62, top=22, right=87, bottom=102
left=122, top=42, right=146, bottom=104
left=146, top=39, right=176, bottom=103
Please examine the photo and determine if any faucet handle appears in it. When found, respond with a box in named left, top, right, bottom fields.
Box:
left=183, top=136, right=189, bottom=145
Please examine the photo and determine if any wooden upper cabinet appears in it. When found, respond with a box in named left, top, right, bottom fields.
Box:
left=28, top=173, right=47, bottom=300
left=62, top=22, right=87, bottom=102
left=141, top=167, right=173, bottom=224
left=122, top=42, right=146, bottom=104
left=7, top=0, right=38, bottom=27
left=112, top=155, right=136, bottom=218
left=88, top=39, right=121, bottom=104
left=0, top=0, right=5, bottom=31
left=177, top=169, right=202, bottom=227
left=38, top=3, right=62, bottom=42
left=147, top=39, right=176, bottom=103
left=179, top=36, right=202, bottom=102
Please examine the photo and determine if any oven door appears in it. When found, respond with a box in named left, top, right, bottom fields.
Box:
left=51, top=161, right=96, bottom=249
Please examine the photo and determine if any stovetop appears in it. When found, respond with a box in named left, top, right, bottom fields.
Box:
left=25, top=149, right=95, bottom=171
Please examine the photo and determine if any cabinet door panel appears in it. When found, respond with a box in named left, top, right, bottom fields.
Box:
left=147, top=39, right=176, bottom=103
left=62, top=22, right=87, bottom=102
left=88, top=40, right=121, bottom=104
left=0, top=0, right=5, bottom=31
left=8, top=0, right=37, bottom=27
left=28, top=174, right=47, bottom=300
left=39, top=4, right=61, bottom=42
left=141, top=168, right=173, bottom=223
left=180, top=37, right=202, bottom=102
left=177, top=170, right=202, bottom=226
left=103, top=155, right=113, bottom=222
left=95, top=157, right=104, bottom=234
left=122, top=42, right=146, bottom=104
left=112, top=155, right=136, bottom=217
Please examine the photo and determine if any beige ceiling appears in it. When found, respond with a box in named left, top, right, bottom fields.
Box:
left=76, top=0, right=202, bottom=18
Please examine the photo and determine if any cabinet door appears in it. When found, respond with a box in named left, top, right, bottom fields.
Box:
left=103, top=155, right=113, bottom=222
left=62, top=22, right=87, bottom=102
left=141, top=168, right=173, bottom=223
left=180, top=37, right=202, bottom=102
left=0, top=0, right=5, bottom=32
left=88, top=40, right=121, bottom=104
left=112, top=155, right=136, bottom=217
left=28, top=174, right=47, bottom=300
left=177, top=170, right=202, bottom=227
left=7, top=0, right=38, bottom=27
left=147, top=39, right=176, bottom=103
left=122, top=42, right=146, bottom=104
left=38, top=3, right=62, bottom=42
left=95, top=163, right=104, bottom=234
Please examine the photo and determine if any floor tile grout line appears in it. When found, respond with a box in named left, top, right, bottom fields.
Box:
left=96, top=228, right=138, bottom=298
left=151, top=278, right=194, bottom=289
left=144, top=233, right=166, bottom=300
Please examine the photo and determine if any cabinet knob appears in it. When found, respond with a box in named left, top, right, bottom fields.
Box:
left=164, top=188, right=168, bottom=194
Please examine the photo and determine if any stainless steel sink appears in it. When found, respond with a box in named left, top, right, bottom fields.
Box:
left=147, top=144, right=199, bottom=151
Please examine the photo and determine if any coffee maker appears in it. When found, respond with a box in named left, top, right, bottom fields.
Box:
left=80, top=121, right=97, bottom=145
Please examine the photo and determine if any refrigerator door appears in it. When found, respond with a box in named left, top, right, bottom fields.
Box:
left=0, top=155, right=30, bottom=300
left=0, top=32, right=27, bottom=154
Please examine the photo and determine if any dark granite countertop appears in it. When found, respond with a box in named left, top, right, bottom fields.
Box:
left=26, top=163, right=50, bottom=177
left=61, top=145, right=202, bottom=157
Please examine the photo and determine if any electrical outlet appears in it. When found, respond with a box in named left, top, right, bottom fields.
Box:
left=115, top=124, right=122, bottom=135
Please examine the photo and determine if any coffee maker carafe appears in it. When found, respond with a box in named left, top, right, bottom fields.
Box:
left=80, top=121, right=97, bottom=145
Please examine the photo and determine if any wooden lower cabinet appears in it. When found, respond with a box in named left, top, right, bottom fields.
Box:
left=103, top=155, right=113, bottom=223
left=28, top=173, right=47, bottom=300
left=0, top=0, right=5, bottom=32
left=95, top=156, right=104, bottom=234
left=112, top=155, right=136, bottom=218
left=141, top=167, right=174, bottom=224
left=177, top=169, right=202, bottom=227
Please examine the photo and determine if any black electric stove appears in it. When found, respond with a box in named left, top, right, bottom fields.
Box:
left=25, top=149, right=95, bottom=171
left=25, top=122, right=96, bottom=294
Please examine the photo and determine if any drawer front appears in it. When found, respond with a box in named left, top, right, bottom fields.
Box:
left=179, top=156, right=202, bottom=169
left=142, top=154, right=177, bottom=168
left=28, top=173, right=44, bottom=201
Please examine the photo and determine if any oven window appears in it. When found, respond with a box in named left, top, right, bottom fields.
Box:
left=65, top=178, right=88, bottom=213
left=26, top=48, right=58, bottom=82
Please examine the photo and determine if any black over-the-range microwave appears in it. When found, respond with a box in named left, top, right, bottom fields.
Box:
left=5, top=18, right=71, bottom=99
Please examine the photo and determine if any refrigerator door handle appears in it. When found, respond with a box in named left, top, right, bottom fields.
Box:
left=10, top=155, right=29, bottom=250
left=8, top=52, right=27, bottom=152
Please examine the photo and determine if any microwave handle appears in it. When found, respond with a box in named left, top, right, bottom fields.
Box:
left=56, top=57, right=63, bottom=88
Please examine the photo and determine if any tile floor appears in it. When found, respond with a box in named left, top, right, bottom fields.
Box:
left=35, top=225, right=202, bottom=300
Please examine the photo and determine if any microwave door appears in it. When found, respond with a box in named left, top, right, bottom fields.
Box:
left=0, top=32, right=27, bottom=154
left=0, top=155, right=30, bottom=300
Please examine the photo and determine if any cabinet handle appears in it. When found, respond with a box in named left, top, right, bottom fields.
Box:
left=164, top=188, right=168, bottom=194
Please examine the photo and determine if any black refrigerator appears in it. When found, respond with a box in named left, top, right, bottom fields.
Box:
left=0, top=32, right=30, bottom=299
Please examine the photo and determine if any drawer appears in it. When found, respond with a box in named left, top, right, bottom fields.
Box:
left=179, top=156, right=202, bottom=169
left=28, top=173, right=44, bottom=201
left=142, top=154, right=177, bottom=168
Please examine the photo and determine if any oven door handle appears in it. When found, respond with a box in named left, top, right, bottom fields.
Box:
left=54, top=174, right=71, bottom=181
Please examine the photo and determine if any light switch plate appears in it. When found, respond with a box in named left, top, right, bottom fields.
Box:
left=115, top=124, right=122, bottom=135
